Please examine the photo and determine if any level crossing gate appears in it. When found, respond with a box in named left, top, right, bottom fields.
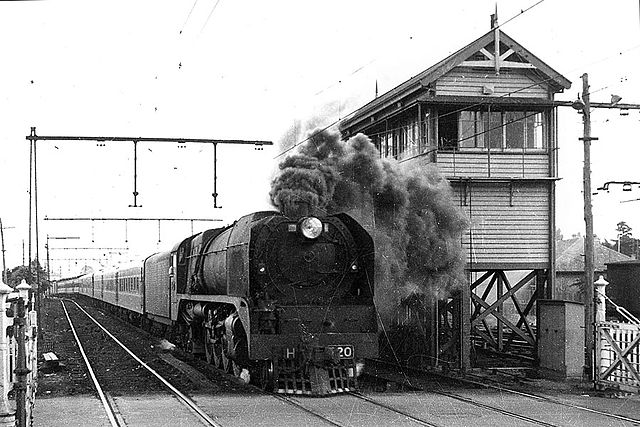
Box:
left=595, top=321, right=640, bottom=393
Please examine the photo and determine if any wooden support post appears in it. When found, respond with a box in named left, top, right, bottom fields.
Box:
left=425, top=292, right=437, bottom=367
left=581, top=73, right=596, bottom=380
left=461, top=272, right=471, bottom=372
left=497, top=273, right=504, bottom=351
left=535, top=270, right=544, bottom=360
left=0, top=219, right=5, bottom=284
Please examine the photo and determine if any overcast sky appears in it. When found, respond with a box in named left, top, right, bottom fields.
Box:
left=1, top=0, right=639, bottom=276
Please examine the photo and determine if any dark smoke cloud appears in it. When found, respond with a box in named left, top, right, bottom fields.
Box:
left=270, top=128, right=468, bottom=322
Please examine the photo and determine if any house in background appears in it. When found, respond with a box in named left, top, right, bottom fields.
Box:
left=555, top=236, right=631, bottom=303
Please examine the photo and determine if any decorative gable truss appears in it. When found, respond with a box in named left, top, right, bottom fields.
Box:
left=461, top=41, right=536, bottom=71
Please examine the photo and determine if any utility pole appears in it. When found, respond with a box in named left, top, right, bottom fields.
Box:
left=0, top=219, right=6, bottom=283
left=580, top=73, right=596, bottom=380
left=0, top=221, right=16, bottom=283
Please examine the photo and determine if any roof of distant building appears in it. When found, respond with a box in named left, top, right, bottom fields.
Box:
left=556, top=237, right=632, bottom=272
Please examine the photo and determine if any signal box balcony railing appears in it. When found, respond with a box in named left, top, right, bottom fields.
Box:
left=436, top=148, right=551, bottom=179
left=370, top=121, right=553, bottom=179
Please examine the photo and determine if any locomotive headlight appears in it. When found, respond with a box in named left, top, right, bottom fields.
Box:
left=299, top=217, right=323, bottom=239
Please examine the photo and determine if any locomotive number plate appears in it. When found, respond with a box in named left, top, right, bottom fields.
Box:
left=328, top=345, right=354, bottom=359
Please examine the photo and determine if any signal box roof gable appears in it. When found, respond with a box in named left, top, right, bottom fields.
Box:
left=341, top=29, right=571, bottom=129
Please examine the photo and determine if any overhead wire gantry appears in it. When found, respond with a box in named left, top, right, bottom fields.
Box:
left=26, top=127, right=272, bottom=208
left=26, top=126, right=272, bottom=340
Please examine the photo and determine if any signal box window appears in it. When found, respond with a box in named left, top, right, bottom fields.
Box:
left=441, top=109, right=546, bottom=151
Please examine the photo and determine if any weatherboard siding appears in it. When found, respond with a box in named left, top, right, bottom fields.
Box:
left=434, top=68, right=551, bottom=98
left=455, top=182, right=550, bottom=267
left=437, top=152, right=550, bottom=178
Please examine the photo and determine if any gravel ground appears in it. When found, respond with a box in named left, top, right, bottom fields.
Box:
left=37, top=296, right=255, bottom=399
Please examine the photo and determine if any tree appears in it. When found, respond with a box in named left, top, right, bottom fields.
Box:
left=611, top=221, right=639, bottom=258
left=3, top=260, right=50, bottom=293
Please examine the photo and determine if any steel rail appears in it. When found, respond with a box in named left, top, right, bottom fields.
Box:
left=346, top=391, right=440, bottom=427
left=60, top=300, right=119, bottom=427
left=67, top=300, right=222, bottom=427
left=430, top=389, right=558, bottom=427
left=370, top=358, right=640, bottom=425
left=365, top=359, right=560, bottom=427
left=461, top=372, right=640, bottom=425
left=268, top=393, right=346, bottom=427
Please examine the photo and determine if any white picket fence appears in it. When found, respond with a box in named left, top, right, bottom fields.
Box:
left=0, top=279, right=38, bottom=426
left=596, top=321, right=640, bottom=392
left=594, top=277, right=640, bottom=393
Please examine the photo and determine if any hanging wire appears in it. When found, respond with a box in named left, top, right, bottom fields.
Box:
left=273, top=0, right=549, bottom=159
left=179, top=0, right=199, bottom=34
left=274, top=22, right=640, bottom=161
left=200, top=0, right=221, bottom=34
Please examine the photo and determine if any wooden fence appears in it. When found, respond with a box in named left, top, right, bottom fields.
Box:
left=596, top=321, right=640, bottom=393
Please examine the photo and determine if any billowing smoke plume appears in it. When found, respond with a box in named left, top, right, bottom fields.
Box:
left=270, top=128, right=468, bottom=322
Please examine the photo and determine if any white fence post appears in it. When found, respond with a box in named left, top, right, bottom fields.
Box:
left=595, top=275, right=608, bottom=323
left=594, top=275, right=609, bottom=386
left=16, top=281, right=29, bottom=307
left=0, top=279, right=15, bottom=425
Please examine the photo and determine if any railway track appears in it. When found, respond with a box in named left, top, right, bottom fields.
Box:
left=51, top=298, right=640, bottom=427
left=56, top=299, right=486, bottom=427
left=461, top=370, right=640, bottom=425
left=366, top=358, right=640, bottom=427
left=270, top=391, right=439, bottom=427
left=61, top=299, right=222, bottom=427
left=57, top=299, right=367, bottom=427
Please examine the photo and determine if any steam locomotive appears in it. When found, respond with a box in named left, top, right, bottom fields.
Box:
left=54, top=210, right=378, bottom=395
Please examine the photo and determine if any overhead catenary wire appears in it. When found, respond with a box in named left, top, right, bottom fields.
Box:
left=179, top=0, right=200, bottom=34
left=200, top=0, right=222, bottom=34
left=274, top=38, right=640, bottom=161
left=273, top=0, right=548, bottom=159
left=274, top=12, right=640, bottom=161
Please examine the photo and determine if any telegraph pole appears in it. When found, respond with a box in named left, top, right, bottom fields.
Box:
left=565, top=76, right=640, bottom=381
left=580, top=73, right=596, bottom=380
left=0, top=219, right=6, bottom=283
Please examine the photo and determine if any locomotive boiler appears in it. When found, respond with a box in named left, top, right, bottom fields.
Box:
left=145, top=210, right=377, bottom=394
